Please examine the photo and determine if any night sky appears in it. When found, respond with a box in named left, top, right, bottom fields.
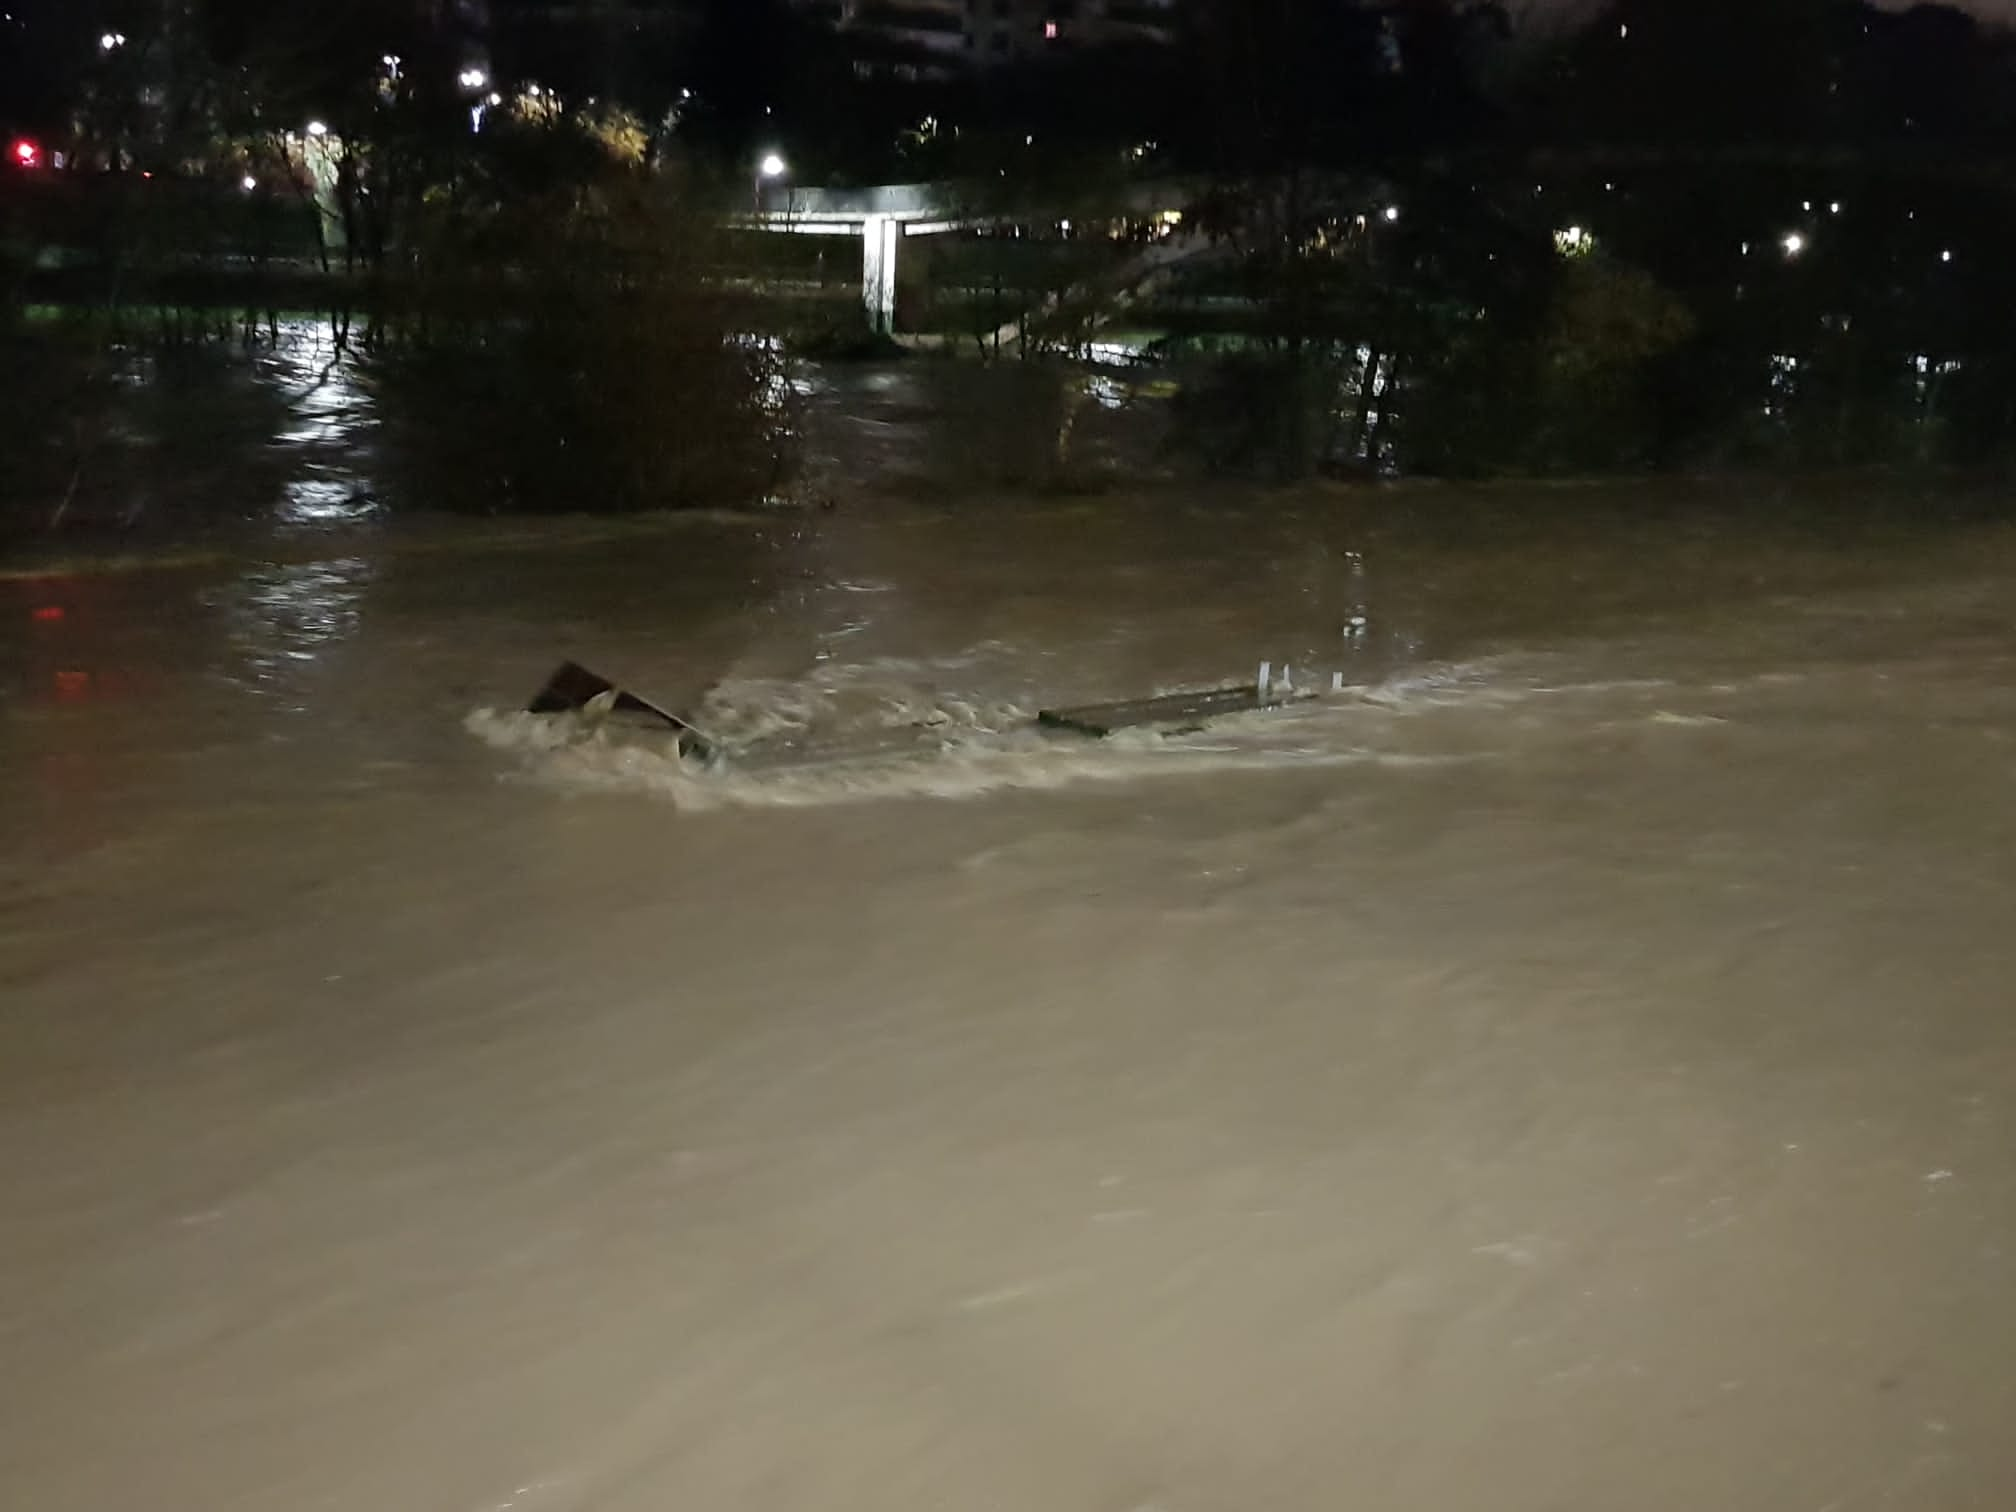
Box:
left=1869, top=0, right=2015, bottom=14
left=1859, top=0, right=2011, bottom=15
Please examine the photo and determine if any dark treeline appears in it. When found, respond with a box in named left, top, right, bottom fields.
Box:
left=661, top=0, right=2016, bottom=476
left=2, top=2, right=801, bottom=517
left=5, top=0, right=2016, bottom=507
left=1128, top=0, right=2016, bottom=476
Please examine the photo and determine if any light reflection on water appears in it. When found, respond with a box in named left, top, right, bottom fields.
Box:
left=214, top=556, right=374, bottom=699
left=261, top=322, right=382, bottom=531
left=27, top=316, right=1179, bottom=540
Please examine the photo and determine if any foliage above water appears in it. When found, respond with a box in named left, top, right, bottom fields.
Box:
left=11, top=0, right=2016, bottom=495
left=367, top=159, right=795, bottom=515
left=3, top=54, right=798, bottom=519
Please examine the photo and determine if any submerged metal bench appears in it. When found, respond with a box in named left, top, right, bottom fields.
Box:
left=526, top=659, right=1331, bottom=768
left=1036, top=662, right=1336, bottom=737
left=1037, top=685, right=1272, bottom=738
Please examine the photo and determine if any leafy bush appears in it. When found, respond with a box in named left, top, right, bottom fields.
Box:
left=370, top=152, right=796, bottom=514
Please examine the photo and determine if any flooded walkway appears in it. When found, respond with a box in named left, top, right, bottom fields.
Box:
left=5, top=466, right=2016, bottom=1509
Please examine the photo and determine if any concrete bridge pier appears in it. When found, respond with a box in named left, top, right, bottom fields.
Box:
left=863, top=214, right=900, bottom=334
left=750, top=178, right=1193, bottom=336
left=752, top=184, right=957, bottom=336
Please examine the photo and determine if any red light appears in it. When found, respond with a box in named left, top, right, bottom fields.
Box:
left=32, top=605, right=65, bottom=622
left=10, top=138, right=39, bottom=169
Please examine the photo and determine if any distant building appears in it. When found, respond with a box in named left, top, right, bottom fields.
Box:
left=805, top=0, right=1180, bottom=74
left=844, top=0, right=970, bottom=70
left=1096, top=0, right=1181, bottom=52
left=968, top=0, right=1051, bottom=64
left=965, top=0, right=1183, bottom=62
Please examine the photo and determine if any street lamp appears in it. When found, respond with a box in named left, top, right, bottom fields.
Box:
left=755, top=151, right=787, bottom=214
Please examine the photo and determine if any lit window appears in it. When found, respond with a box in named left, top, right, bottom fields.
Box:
left=1044, top=20, right=1058, bottom=39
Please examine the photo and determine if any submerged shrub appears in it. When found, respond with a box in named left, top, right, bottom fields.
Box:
left=371, top=145, right=796, bottom=513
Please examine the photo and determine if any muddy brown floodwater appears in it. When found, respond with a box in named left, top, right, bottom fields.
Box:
left=4, top=459, right=2016, bottom=1511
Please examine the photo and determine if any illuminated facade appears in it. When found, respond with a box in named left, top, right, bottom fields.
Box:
left=806, top=0, right=1179, bottom=71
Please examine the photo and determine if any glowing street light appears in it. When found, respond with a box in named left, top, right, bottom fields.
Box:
left=1383, top=205, right=1401, bottom=223
left=754, top=151, right=787, bottom=214
left=305, top=120, right=329, bottom=138
left=241, top=174, right=257, bottom=192
left=99, top=31, right=125, bottom=52
left=1941, top=249, right=1954, bottom=264
left=458, top=67, right=489, bottom=91
left=1782, top=232, right=1806, bottom=258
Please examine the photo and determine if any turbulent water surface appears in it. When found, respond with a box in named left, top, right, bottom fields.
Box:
left=4, top=363, right=2016, bottom=1510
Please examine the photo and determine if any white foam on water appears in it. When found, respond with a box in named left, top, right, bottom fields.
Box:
left=463, top=646, right=1793, bottom=813
left=466, top=705, right=1446, bottom=811
left=461, top=658, right=1533, bottom=812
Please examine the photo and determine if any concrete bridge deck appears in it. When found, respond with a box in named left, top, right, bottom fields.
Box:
left=739, top=178, right=1195, bottom=332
